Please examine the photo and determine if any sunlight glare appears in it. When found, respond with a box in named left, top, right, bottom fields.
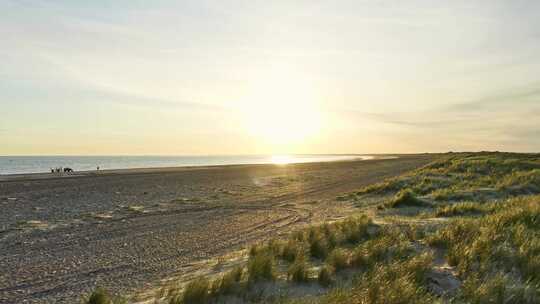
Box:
left=270, top=155, right=294, bottom=165
left=240, top=67, right=323, bottom=149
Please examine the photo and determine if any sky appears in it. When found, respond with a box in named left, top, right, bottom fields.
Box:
left=1, top=0, right=539, bottom=155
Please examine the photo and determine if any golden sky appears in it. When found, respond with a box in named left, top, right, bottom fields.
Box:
left=1, top=1, right=540, bottom=155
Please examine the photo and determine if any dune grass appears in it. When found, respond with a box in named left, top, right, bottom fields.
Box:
left=84, top=288, right=126, bottom=304
left=317, top=266, right=334, bottom=287
left=287, top=259, right=310, bottom=283
left=291, top=252, right=435, bottom=304
left=356, top=152, right=540, bottom=203
left=350, top=227, right=413, bottom=269
left=280, top=239, right=303, bottom=262
left=247, top=251, right=275, bottom=284
left=432, top=201, right=493, bottom=217
left=427, top=195, right=540, bottom=303
left=496, top=169, right=540, bottom=194
left=309, top=236, right=329, bottom=259
left=337, top=216, right=371, bottom=244
left=211, top=266, right=243, bottom=296
left=385, top=189, right=429, bottom=208
left=326, top=248, right=349, bottom=271
left=174, top=277, right=210, bottom=304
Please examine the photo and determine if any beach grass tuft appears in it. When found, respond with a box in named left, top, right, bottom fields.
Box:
left=174, top=277, right=210, bottom=304
left=317, top=266, right=334, bottom=287
left=247, top=251, right=275, bottom=284
left=386, top=189, right=428, bottom=208
left=326, top=248, right=349, bottom=271
left=287, top=259, right=310, bottom=283
left=84, top=288, right=126, bottom=304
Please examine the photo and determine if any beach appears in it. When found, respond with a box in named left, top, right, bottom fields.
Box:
left=0, top=154, right=435, bottom=303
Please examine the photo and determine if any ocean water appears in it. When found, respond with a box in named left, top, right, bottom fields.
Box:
left=0, top=155, right=371, bottom=175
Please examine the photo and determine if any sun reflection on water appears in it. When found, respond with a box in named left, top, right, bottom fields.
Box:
left=270, top=155, right=294, bottom=165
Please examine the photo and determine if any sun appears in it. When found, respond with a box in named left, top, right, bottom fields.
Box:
left=245, top=100, right=321, bottom=145
left=240, top=69, right=323, bottom=148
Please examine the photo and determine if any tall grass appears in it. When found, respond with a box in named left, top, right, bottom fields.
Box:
left=427, top=195, right=540, bottom=302
left=433, top=201, right=492, bottom=217
left=309, top=236, right=329, bottom=259
left=356, top=152, right=540, bottom=204
left=247, top=251, right=275, bottom=284
left=85, top=288, right=126, bottom=304
left=317, top=266, right=334, bottom=287
left=211, top=266, right=243, bottom=296
left=171, top=277, right=210, bottom=304
left=287, top=259, right=310, bottom=283
left=280, top=239, right=303, bottom=262
left=337, top=216, right=371, bottom=244
left=496, top=169, right=540, bottom=194
left=313, top=254, right=434, bottom=304
left=386, top=190, right=428, bottom=208
left=350, top=228, right=412, bottom=269
left=326, top=248, right=349, bottom=271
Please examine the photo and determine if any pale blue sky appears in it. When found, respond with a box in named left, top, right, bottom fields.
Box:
left=1, top=1, right=539, bottom=155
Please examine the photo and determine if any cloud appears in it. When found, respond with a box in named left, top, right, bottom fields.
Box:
left=448, top=84, right=540, bottom=111
left=357, top=112, right=474, bottom=128
left=78, top=86, right=231, bottom=112
left=332, top=82, right=540, bottom=152
left=345, top=83, right=540, bottom=132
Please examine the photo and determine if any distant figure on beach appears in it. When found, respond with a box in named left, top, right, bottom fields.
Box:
left=64, top=167, right=73, bottom=173
left=50, top=168, right=54, bottom=173
left=97, top=166, right=100, bottom=171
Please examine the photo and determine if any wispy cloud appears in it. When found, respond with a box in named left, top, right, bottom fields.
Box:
left=356, top=112, right=473, bottom=128
left=334, top=82, right=540, bottom=151
left=448, top=83, right=540, bottom=111
left=77, top=86, right=231, bottom=112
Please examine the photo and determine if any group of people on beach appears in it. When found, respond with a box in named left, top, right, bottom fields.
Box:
left=50, top=167, right=73, bottom=174
left=49, top=166, right=101, bottom=174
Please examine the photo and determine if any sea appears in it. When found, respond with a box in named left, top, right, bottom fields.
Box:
left=0, top=155, right=372, bottom=175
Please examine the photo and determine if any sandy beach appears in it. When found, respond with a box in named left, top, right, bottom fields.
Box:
left=0, top=154, right=435, bottom=303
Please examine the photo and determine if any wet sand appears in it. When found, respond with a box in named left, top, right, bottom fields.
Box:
left=0, top=154, right=436, bottom=303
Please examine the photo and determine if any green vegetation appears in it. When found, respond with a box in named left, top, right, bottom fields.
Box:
left=84, top=288, right=126, bottom=304
left=287, top=259, right=310, bottom=283
left=247, top=251, right=275, bottom=284
left=174, top=277, right=210, bottom=304
left=350, top=227, right=412, bottom=269
left=85, top=288, right=111, bottom=304
left=338, top=216, right=371, bottom=244
left=496, top=169, right=540, bottom=194
left=326, top=248, right=349, bottom=271
left=385, top=189, right=429, bottom=208
left=280, top=239, right=303, bottom=262
left=433, top=201, right=492, bottom=217
left=309, top=236, right=329, bottom=259
left=427, top=196, right=540, bottom=303
left=313, top=253, right=434, bottom=304
left=357, top=152, right=540, bottom=202
left=317, top=266, right=334, bottom=287
left=212, top=266, right=243, bottom=296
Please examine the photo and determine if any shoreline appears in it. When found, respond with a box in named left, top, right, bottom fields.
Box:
left=0, top=154, right=399, bottom=182
left=0, top=153, right=435, bottom=303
